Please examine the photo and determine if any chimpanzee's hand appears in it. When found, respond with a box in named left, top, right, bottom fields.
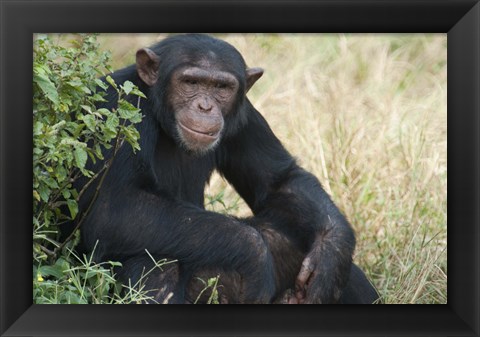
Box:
left=291, top=239, right=350, bottom=304
left=231, top=227, right=277, bottom=304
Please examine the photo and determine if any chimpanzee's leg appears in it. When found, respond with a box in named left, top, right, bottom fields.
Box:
left=186, top=269, right=242, bottom=304
left=116, top=232, right=379, bottom=304
left=118, top=255, right=245, bottom=304
left=338, top=263, right=380, bottom=304
left=116, top=254, right=187, bottom=304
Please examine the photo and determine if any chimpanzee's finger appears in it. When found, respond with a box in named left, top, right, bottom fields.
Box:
left=296, top=256, right=314, bottom=288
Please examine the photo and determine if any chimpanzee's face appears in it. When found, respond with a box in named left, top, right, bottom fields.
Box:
left=167, top=63, right=239, bottom=153
left=135, top=41, right=263, bottom=154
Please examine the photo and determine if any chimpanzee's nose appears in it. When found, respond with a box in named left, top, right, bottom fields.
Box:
left=198, top=97, right=213, bottom=112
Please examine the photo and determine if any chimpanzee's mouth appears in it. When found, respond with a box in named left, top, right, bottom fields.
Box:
left=178, top=122, right=220, bottom=139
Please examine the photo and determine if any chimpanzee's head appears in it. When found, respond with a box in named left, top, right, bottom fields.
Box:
left=135, top=34, right=263, bottom=154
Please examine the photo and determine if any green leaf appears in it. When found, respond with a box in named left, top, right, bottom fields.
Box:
left=67, top=79, right=83, bottom=89
left=67, top=199, right=78, bottom=219
left=129, top=112, right=143, bottom=124
left=55, top=258, right=70, bottom=271
left=34, top=73, right=59, bottom=106
left=117, top=100, right=141, bottom=119
left=39, top=265, right=64, bottom=279
left=33, top=147, right=43, bottom=155
left=38, top=184, right=50, bottom=203
left=121, top=81, right=134, bottom=95
left=106, top=114, right=119, bottom=131
left=105, top=75, right=118, bottom=90
left=81, top=105, right=93, bottom=114
left=106, top=261, right=123, bottom=267
left=55, top=165, right=68, bottom=183
left=82, top=114, right=96, bottom=132
left=44, top=177, right=59, bottom=189
left=94, top=144, right=104, bottom=160
left=131, top=87, right=147, bottom=99
left=81, top=86, right=92, bottom=94
left=95, top=78, right=108, bottom=90
left=74, top=147, right=88, bottom=169
left=87, top=148, right=97, bottom=164
left=64, top=292, right=87, bottom=304
left=33, top=190, right=41, bottom=202
left=97, top=108, right=111, bottom=116
left=92, top=93, right=107, bottom=103
left=33, top=121, right=44, bottom=136
left=123, top=126, right=141, bottom=152
left=62, top=189, right=71, bottom=200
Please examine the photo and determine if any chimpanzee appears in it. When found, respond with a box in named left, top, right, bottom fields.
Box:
left=67, top=34, right=379, bottom=304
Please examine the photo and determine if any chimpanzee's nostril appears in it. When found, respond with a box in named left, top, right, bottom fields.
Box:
left=198, top=98, right=213, bottom=112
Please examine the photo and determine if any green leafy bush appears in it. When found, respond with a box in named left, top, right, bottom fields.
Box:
left=33, top=34, right=147, bottom=303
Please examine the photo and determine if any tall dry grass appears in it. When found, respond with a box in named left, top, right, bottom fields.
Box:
left=95, top=33, right=447, bottom=304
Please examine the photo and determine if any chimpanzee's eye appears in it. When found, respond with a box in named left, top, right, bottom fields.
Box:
left=215, top=82, right=228, bottom=89
left=185, top=79, right=198, bottom=85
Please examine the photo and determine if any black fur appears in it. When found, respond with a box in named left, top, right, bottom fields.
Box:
left=64, top=34, right=378, bottom=304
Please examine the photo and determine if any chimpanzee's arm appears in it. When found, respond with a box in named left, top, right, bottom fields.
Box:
left=82, top=186, right=275, bottom=303
left=217, top=104, right=355, bottom=303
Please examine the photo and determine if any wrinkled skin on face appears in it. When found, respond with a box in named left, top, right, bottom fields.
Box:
left=136, top=47, right=263, bottom=154
left=169, top=66, right=238, bottom=153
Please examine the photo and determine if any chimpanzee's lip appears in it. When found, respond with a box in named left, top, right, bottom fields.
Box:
left=178, top=122, right=220, bottom=139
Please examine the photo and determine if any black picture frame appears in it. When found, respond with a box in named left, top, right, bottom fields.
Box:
left=1, top=0, right=478, bottom=336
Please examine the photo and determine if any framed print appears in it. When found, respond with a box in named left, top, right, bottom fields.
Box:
left=1, top=0, right=479, bottom=336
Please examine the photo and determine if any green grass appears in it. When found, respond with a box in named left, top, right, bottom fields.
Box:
left=55, top=33, right=448, bottom=304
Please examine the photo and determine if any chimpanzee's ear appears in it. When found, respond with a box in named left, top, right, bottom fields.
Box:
left=245, top=67, right=264, bottom=93
left=136, top=48, right=160, bottom=86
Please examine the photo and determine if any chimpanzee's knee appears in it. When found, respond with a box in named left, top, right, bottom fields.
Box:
left=116, top=255, right=185, bottom=304
left=339, top=263, right=380, bottom=304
